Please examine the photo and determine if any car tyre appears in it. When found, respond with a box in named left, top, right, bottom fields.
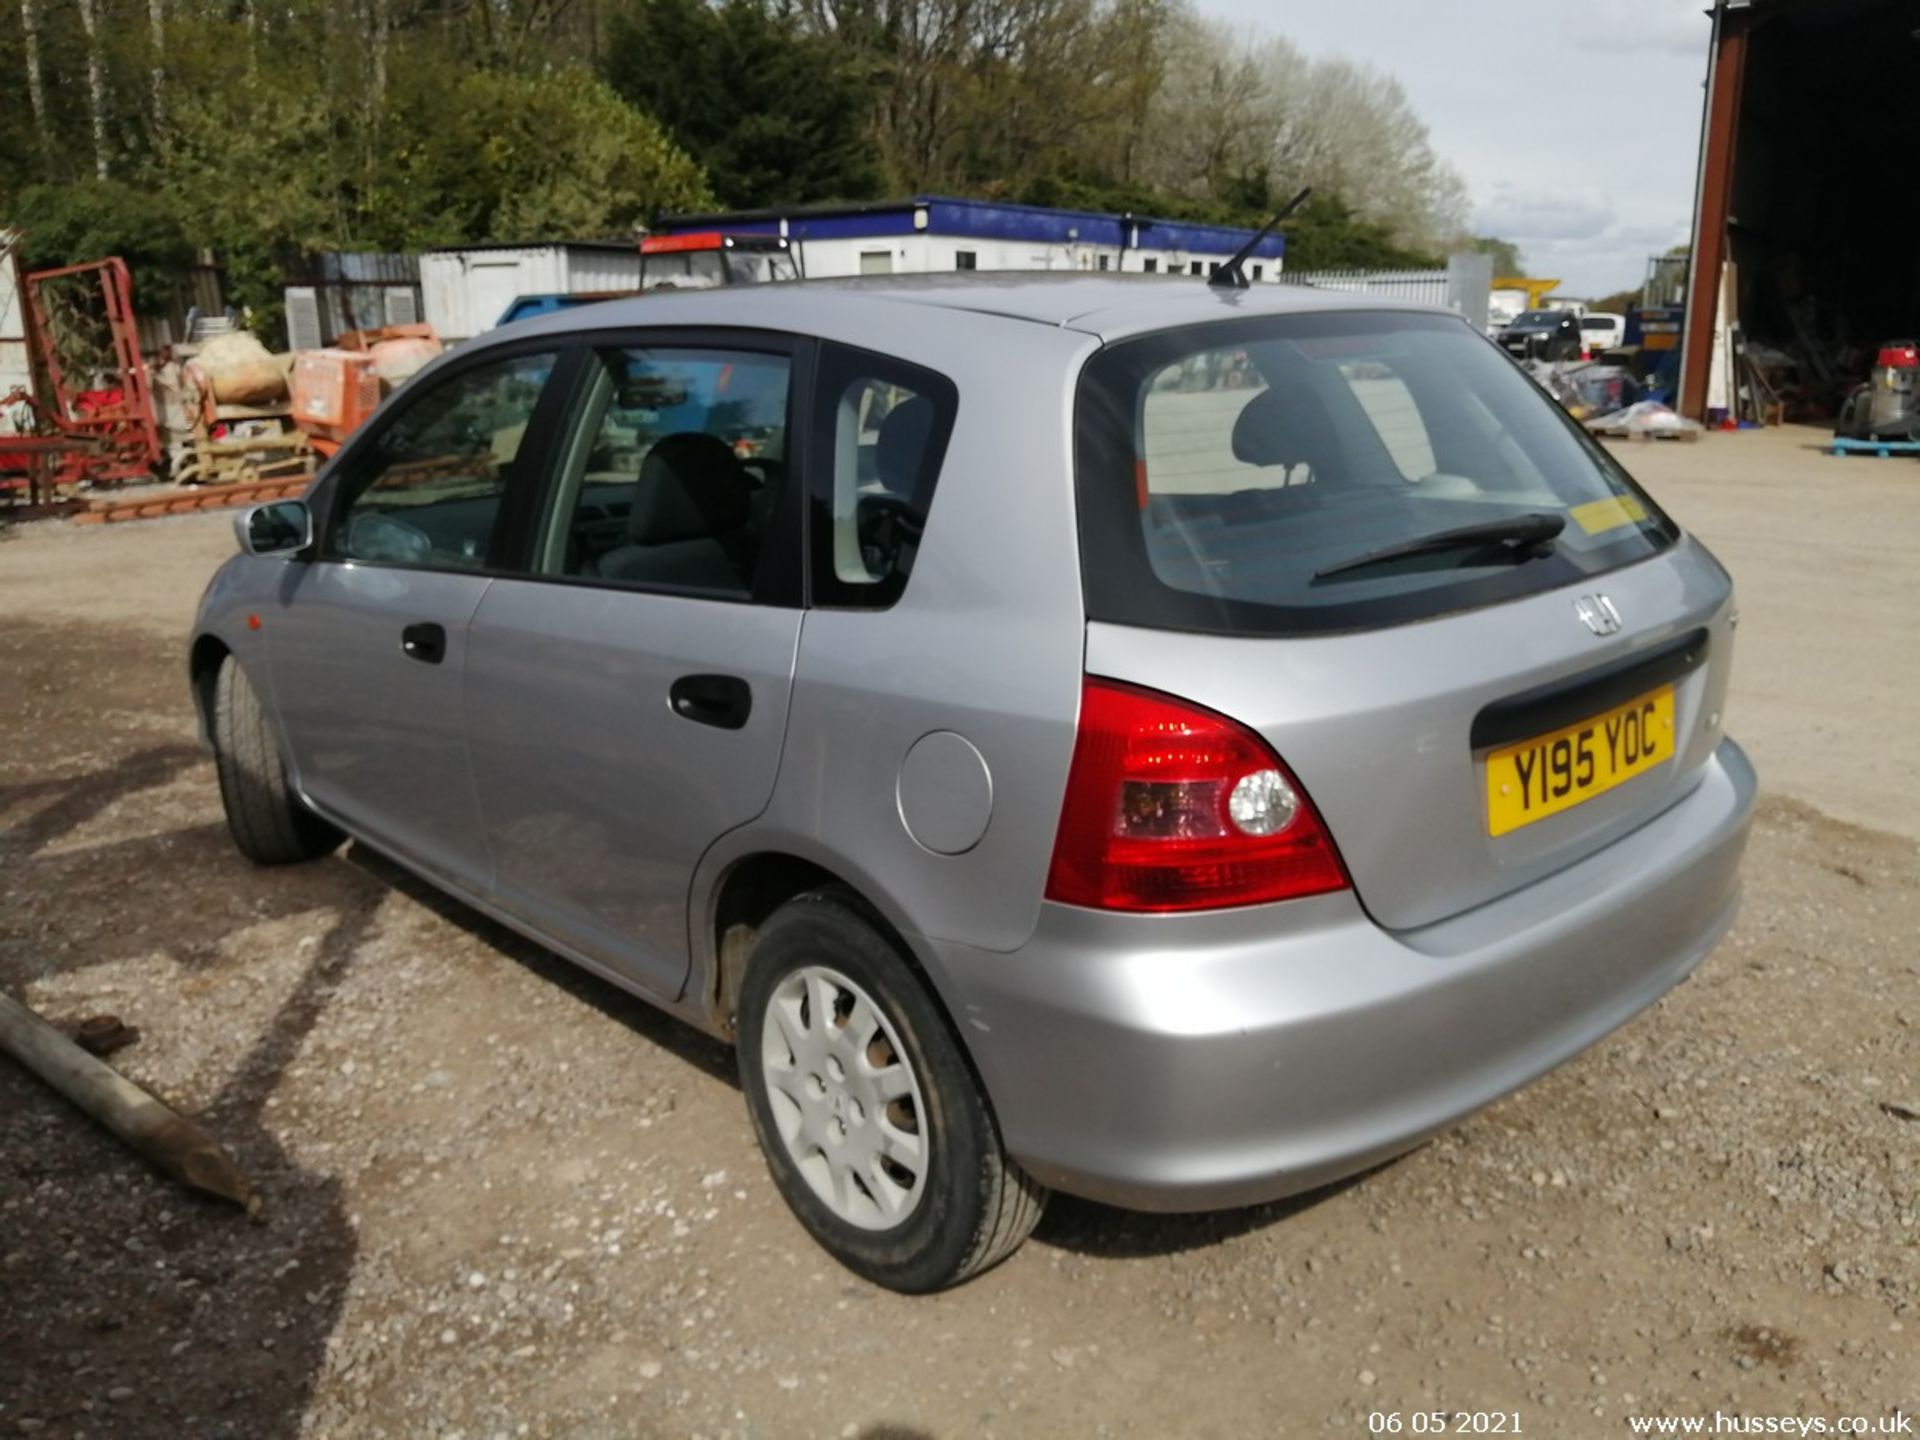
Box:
left=737, top=888, right=1047, bottom=1292
left=211, top=655, right=341, bottom=865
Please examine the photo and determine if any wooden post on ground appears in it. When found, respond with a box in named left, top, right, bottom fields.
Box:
left=0, top=990, right=256, bottom=1210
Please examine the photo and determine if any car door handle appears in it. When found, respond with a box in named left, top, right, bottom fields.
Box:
left=669, top=674, right=752, bottom=730
left=401, top=622, right=447, bottom=665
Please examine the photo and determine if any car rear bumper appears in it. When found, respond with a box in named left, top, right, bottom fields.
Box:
left=918, top=737, right=1756, bottom=1213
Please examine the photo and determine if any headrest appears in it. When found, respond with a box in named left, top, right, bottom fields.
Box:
left=1230, top=385, right=1341, bottom=469
left=875, top=395, right=937, bottom=495
left=629, top=432, right=751, bottom=544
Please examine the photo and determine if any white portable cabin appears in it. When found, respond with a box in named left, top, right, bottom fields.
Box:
left=419, top=242, right=643, bottom=344
left=0, top=232, right=33, bottom=434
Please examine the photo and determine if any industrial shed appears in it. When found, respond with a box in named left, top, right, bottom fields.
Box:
left=1683, top=0, right=1920, bottom=420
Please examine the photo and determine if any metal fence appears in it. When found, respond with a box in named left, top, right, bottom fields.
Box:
left=1282, top=253, right=1494, bottom=332
left=1282, top=268, right=1451, bottom=304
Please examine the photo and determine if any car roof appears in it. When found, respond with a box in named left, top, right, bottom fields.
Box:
left=494, top=273, right=1458, bottom=346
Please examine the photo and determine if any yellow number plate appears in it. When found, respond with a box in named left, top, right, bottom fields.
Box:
left=1485, top=685, right=1675, bottom=837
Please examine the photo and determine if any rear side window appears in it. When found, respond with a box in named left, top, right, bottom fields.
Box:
left=1076, top=311, right=1678, bottom=636
left=807, top=344, right=957, bottom=608
left=327, top=351, right=557, bottom=570
left=536, top=346, right=793, bottom=599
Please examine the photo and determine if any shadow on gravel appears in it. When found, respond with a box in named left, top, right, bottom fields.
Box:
left=0, top=739, right=384, bottom=1439
left=1034, top=1164, right=1392, bottom=1260
left=344, top=843, right=738, bottom=1089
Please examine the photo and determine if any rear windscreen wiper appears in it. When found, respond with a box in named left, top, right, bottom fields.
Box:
left=1313, top=512, right=1566, bottom=580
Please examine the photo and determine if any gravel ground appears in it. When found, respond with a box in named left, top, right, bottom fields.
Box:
left=1, top=428, right=1915, bottom=1437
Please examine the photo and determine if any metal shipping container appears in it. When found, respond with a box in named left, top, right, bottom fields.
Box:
left=420, top=243, right=643, bottom=344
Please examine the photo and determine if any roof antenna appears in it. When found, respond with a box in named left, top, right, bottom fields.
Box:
left=1209, top=187, right=1313, bottom=291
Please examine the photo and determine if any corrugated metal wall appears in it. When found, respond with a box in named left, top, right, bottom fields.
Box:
left=565, top=248, right=643, bottom=296
left=421, top=246, right=641, bottom=343
left=283, top=252, right=424, bottom=349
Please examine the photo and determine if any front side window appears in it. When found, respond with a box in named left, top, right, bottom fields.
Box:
left=808, top=344, right=958, bottom=609
left=538, top=346, right=792, bottom=598
left=1076, top=311, right=1679, bottom=636
left=327, top=350, right=557, bottom=570
left=644, top=251, right=727, bottom=290
left=724, top=248, right=799, bottom=285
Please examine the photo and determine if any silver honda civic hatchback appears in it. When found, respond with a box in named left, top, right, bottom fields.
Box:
left=191, top=276, right=1754, bottom=1292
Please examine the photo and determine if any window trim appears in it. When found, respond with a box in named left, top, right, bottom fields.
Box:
left=307, top=336, right=586, bottom=579
left=516, top=326, right=815, bottom=610
left=805, top=340, right=961, bottom=612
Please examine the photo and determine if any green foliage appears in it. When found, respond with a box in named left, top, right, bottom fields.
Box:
left=9, top=180, right=194, bottom=304
left=378, top=64, right=712, bottom=244
left=605, top=0, right=881, bottom=208
left=1467, top=235, right=1525, bottom=278
left=0, top=0, right=1517, bottom=341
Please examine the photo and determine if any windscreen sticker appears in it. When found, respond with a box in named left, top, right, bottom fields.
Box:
left=1569, top=495, right=1650, bottom=537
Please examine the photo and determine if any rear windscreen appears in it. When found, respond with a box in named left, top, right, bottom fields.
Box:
left=1074, top=311, right=1678, bottom=636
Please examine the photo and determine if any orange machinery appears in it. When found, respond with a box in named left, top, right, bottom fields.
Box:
left=290, top=323, right=441, bottom=458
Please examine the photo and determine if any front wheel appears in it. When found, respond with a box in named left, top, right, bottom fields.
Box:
left=736, top=890, right=1046, bottom=1292
left=211, top=655, right=342, bottom=865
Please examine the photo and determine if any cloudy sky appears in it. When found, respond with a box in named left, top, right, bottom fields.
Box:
left=1197, top=0, right=1715, bottom=296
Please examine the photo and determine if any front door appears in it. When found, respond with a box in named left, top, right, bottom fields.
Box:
left=268, top=346, right=565, bottom=890
left=464, top=338, right=806, bottom=996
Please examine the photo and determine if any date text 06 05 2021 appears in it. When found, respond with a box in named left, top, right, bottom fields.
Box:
left=1485, top=686, right=1675, bottom=837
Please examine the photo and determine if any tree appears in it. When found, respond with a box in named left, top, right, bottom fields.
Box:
left=74, top=0, right=109, bottom=178
left=1468, top=235, right=1524, bottom=277
left=606, top=0, right=881, bottom=208
left=10, top=178, right=195, bottom=304
left=373, top=65, right=712, bottom=245
left=18, top=0, right=47, bottom=156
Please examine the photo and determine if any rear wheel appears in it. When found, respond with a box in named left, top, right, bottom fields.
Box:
left=736, top=889, right=1046, bottom=1292
left=211, top=655, right=341, bottom=865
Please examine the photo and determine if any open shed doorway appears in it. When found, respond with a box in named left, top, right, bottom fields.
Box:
left=1686, top=0, right=1920, bottom=423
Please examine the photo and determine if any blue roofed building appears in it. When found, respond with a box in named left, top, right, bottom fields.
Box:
left=652, top=195, right=1287, bottom=283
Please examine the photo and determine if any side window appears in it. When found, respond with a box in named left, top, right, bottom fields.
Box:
left=538, top=346, right=792, bottom=598
left=808, top=344, right=958, bottom=609
left=328, top=351, right=557, bottom=569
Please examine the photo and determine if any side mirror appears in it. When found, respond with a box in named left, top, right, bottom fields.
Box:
left=235, top=499, right=313, bottom=557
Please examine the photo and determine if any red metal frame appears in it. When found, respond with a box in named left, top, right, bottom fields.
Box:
left=21, top=257, right=161, bottom=486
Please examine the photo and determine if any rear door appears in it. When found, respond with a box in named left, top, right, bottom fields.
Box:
left=463, top=333, right=807, bottom=996
left=267, top=345, right=567, bottom=889
left=1073, top=309, right=1736, bottom=931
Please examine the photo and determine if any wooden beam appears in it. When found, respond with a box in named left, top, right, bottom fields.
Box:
left=1681, top=7, right=1751, bottom=421
left=0, top=990, right=256, bottom=1209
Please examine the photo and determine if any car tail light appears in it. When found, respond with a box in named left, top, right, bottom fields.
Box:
left=1045, top=678, right=1349, bottom=912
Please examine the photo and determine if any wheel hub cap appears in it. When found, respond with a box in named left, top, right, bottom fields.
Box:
left=760, top=965, right=929, bottom=1230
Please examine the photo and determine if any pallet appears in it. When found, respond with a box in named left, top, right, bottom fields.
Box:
left=1829, top=436, right=1920, bottom=458
left=1589, top=425, right=1702, bottom=443
left=71, top=474, right=310, bottom=525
